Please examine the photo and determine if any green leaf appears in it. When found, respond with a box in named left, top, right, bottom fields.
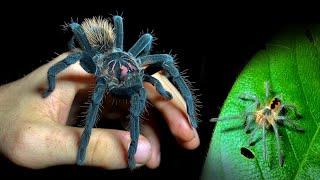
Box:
left=202, top=26, right=320, bottom=179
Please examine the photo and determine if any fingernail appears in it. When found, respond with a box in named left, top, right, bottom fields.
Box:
left=134, top=140, right=151, bottom=164
left=136, top=163, right=144, bottom=167
left=184, top=118, right=193, bottom=130
left=173, top=119, right=196, bottom=144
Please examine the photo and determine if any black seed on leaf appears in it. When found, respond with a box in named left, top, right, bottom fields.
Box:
left=240, top=147, right=255, bottom=159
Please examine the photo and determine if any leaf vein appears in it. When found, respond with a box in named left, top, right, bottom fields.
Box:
left=293, top=39, right=319, bottom=179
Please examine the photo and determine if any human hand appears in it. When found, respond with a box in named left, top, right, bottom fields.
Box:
left=0, top=53, right=199, bottom=170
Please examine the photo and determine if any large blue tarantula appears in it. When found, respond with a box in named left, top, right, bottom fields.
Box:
left=43, top=16, right=198, bottom=169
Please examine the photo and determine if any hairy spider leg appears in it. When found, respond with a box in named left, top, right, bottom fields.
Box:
left=68, top=23, right=99, bottom=74
left=140, top=39, right=152, bottom=57
left=248, top=125, right=260, bottom=146
left=209, top=111, right=256, bottom=122
left=140, top=54, right=198, bottom=128
left=210, top=115, right=243, bottom=122
left=128, top=34, right=153, bottom=57
left=271, top=123, right=284, bottom=166
left=239, top=93, right=260, bottom=128
left=244, top=114, right=255, bottom=133
left=209, top=112, right=255, bottom=133
left=262, top=121, right=267, bottom=161
left=239, top=93, right=260, bottom=108
left=238, top=93, right=260, bottom=132
left=265, top=81, right=271, bottom=100
left=77, top=77, right=107, bottom=165
left=68, top=36, right=76, bottom=50
left=43, top=52, right=82, bottom=97
left=277, top=116, right=304, bottom=132
left=128, top=88, right=147, bottom=169
left=69, top=23, right=93, bottom=52
left=143, top=74, right=172, bottom=100
left=113, top=16, right=124, bottom=50
left=79, top=52, right=98, bottom=74
left=280, top=104, right=302, bottom=118
left=139, top=33, right=153, bottom=57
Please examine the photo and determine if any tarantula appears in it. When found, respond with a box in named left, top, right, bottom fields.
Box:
left=42, top=16, right=198, bottom=169
left=211, top=81, right=304, bottom=166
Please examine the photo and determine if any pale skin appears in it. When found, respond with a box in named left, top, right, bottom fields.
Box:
left=0, top=53, right=199, bottom=170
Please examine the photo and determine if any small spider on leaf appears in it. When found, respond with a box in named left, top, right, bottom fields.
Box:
left=42, top=16, right=198, bottom=169
left=210, top=81, right=304, bottom=166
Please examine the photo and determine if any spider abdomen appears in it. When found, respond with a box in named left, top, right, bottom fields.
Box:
left=81, top=17, right=115, bottom=51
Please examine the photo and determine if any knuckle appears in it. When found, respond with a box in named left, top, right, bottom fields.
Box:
left=7, top=123, right=40, bottom=168
left=86, top=132, right=107, bottom=166
left=85, top=131, right=127, bottom=169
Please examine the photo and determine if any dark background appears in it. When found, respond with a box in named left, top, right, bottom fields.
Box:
left=0, top=1, right=319, bottom=178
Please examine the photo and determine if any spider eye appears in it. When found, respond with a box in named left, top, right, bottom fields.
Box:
left=271, top=103, right=275, bottom=109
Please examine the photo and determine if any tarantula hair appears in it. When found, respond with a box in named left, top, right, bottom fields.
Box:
left=42, top=16, right=198, bottom=169
left=211, top=81, right=304, bottom=166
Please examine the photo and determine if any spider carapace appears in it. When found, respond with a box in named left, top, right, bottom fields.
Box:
left=255, top=97, right=281, bottom=127
left=102, top=53, right=138, bottom=80
left=101, top=52, right=141, bottom=97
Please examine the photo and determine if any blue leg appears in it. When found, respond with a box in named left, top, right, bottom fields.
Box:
left=139, top=54, right=173, bottom=66
left=43, top=52, right=82, bottom=98
left=144, top=74, right=172, bottom=100
left=128, top=34, right=153, bottom=57
left=139, top=34, right=152, bottom=57
left=140, top=54, right=198, bottom=128
left=77, top=77, right=107, bottom=165
left=113, top=16, right=124, bottom=50
left=141, top=39, right=152, bottom=56
left=79, top=53, right=98, bottom=74
left=69, top=22, right=92, bottom=53
left=68, top=36, right=76, bottom=50
left=128, top=88, right=147, bottom=169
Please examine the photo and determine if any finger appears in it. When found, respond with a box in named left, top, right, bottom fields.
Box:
left=25, top=53, right=94, bottom=91
left=8, top=121, right=152, bottom=169
left=176, top=128, right=200, bottom=150
left=144, top=73, right=200, bottom=149
left=141, top=118, right=161, bottom=169
left=21, top=53, right=94, bottom=124
left=25, top=52, right=94, bottom=103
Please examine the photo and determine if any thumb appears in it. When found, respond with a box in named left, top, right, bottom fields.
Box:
left=7, top=122, right=152, bottom=169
